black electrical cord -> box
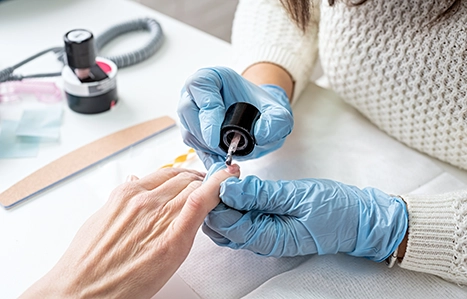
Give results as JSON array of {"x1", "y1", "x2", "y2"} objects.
[
  {"x1": 0, "y1": 47, "x2": 63, "y2": 82},
  {"x1": 0, "y1": 18, "x2": 164, "y2": 83}
]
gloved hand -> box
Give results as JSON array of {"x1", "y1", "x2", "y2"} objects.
[
  {"x1": 178, "y1": 67, "x2": 293, "y2": 169},
  {"x1": 202, "y1": 174, "x2": 408, "y2": 262}
]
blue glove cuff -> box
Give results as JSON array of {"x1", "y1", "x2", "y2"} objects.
[
  {"x1": 259, "y1": 84, "x2": 292, "y2": 112},
  {"x1": 349, "y1": 191, "x2": 409, "y2": 263},
  {"x1": 378, "y1": 196, "x2": 409, "y2": 263}
]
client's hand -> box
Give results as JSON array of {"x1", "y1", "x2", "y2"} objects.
[{"x1": 21, "y1": 166, "x2": 240, "y2": 299}]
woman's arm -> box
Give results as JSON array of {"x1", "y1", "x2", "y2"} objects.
[
  {"x1": 398, "y1": 191, "x2": 467, "y2": 285},
  {"x1": 232, "y1": 0, "x2": 320, "y2": 103},
  {"x1": 243, "y1": 62, "x2": 294, "y2": 100}
]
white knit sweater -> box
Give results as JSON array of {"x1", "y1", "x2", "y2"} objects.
[{"x1": 231, "y1": 0, "x2": 467, "y2": 285}]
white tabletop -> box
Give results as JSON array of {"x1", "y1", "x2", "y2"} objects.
[
  {"x1": 2, "y1": 1, "x2": 467, "y2": 298},
  {"x1": 0, "y1": 0, "x2": 229, "y2": 297}
]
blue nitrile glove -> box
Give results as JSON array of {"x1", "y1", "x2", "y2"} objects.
[
  {"x1": 178, "y1": 67, "x2": 293, "y2": 169},
  {"x1": 202, "y1": 175, "x2": 408, "y2": 262}
]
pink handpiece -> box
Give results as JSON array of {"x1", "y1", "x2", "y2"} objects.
[{"x1": 0, "y1": 80, "x2": 63, "y2": 103}]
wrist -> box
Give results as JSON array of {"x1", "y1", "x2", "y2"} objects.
[
  {"x1": 242, "y1": 62, "x2": 294, "y2": 100},
  {"x1": 20, "y1": 270, "x2": 71, "y2": 299},
  {"x1": 259, "y1": 84, "x2": 292, "y2": 111},
  {"x1": 396, "y1": 195, "x2": 409, "y2": 261},
  {"x1": 386, "y1": 195, "x2": 409, "y2": 267},
  {"x1": 397, "y1": 232, "x2": 408, "y2": 260}
]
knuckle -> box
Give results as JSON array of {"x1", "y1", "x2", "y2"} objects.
[
  {"x1": 158, "y1": 167, "x2": 181, "y2": 178},
  {"x1": 177, "y1": 95, "x2": 193, "y2": 113},
  {"x1": 188, "y1": 180, "x2": 203, "y2": 190},
  {"x1": 185, "y1": 73, "x2": 198, "y2": 86},
  {"x1": 128, "y1": 193, "x2": 153, "y2": 211},
  {"x1": 110, "y1": 182, "x2": 140, "y2": 200},
  {"x1": 185, "y1": 181, "x2": 203, "y2": 196},
  {"x1": 177, "y1": 171, "x2": 200, "y2": 181},
  {"x1": 186, "y1": 68, "x2": 219, "y2": 88},
  {"x1": 186, "y1": 189, "x2": 206, "y2": 212},
  {"x1": 185, "y1": 70, "x2": 206, "y2": 86},
  {"x1": 153, "y1": 239, "x2": 171, "y2": 257}
]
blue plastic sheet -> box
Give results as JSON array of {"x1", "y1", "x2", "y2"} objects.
[
  {"x1": 16, "y1": 105, "x2": 63, "y2": 140},
  {"x1": 0, "y1": 105, "x2": 62, "y2": 158},
  {"x1": 0, "y1": 120, "x2": 40, "y2": 158}
]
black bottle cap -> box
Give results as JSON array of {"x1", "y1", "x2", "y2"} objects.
[
  {"x1": 220, "y1": 102, "x2": 261, "y2": 156},
  {"x1": 64, "y1": 29, "x2": 96, "y2": 69}
]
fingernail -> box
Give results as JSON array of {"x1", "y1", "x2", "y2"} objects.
[
  {"x1": 226, "y1": 164, "x2": 239, "y2": 174},
  {"x1": 126, "y1": 175, "x2": 138, "y2": 182}
]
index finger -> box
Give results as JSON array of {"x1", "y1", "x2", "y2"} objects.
[
  {"x1": 174, "y1": 164, "x2": 241, "y2": 236},
  {"x1": 184, "y1": 69, "x2": 226, "y2": 148},
  {"x1": 137, "y1": 168, "x2": 205, "y2": 191}
]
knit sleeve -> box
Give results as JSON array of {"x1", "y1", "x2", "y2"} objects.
[
  {"x1": 231, "y1": 0, "x2": 320, "y2": 103},
  {"x1": 399, "y1": 191, "x2": 467, "y2": 285}
]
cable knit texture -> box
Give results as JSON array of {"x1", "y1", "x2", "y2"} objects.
[
  {"x1": 232, "y1": 0, "x2": 467, "y2": 285},
  {"x1": 401, "y1": 191, "x2": 467, "y2": 285},
  {"x1": 233, "y1": 0, "x2": 467, "y2": 169},
  {"x1": 319, "y1": 0, "x2": 467, "y2": 171}
]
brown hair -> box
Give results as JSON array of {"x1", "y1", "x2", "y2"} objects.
[{"x1": 280, "y1": 0, "x2": 461, "y2": 31}]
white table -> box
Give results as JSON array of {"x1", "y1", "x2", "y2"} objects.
[
  {"x1": 0, "y1": 0, "x2": 229, "y2": 297},
  {"x1": 2, "y1": 0, "x2": 467, "y2": 298}
]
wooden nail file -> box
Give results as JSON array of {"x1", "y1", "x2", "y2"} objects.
[{"x1": 0, "y1": 116, "x2": 176, "y2": 209}]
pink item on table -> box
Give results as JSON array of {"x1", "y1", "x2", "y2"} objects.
[{"x1": 0, "y1": 80, "x2": 63, "y2": 103}]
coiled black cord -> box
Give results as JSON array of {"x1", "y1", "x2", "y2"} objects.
[{"x1": 94, "y1": 17, "x2": 164, "y2": 68}]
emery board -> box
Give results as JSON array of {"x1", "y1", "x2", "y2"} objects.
[{"x1": 0, "y1": 116, "x2": 176, "y2": 209}]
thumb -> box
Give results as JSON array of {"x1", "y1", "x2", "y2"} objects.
[
  {"x1": 185, "y1": 68, "x2": 226, "y2": 148},
  {"x1": 175, "y1": 164, "x2": 240, "y2": 234}
]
